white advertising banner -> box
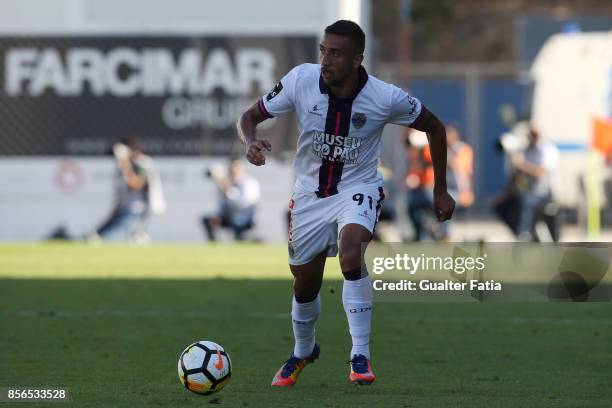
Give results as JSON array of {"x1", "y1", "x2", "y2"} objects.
[{"x1": 0, "y1": 157, "x2": 294, "y2": 242}]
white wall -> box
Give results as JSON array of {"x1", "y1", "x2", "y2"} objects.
[{"x1": 0, "y1": 157, "x2": 294, "y2": 242}]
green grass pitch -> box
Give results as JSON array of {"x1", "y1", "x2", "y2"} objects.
[{"x1": 1, "y1": 243, "x2": 611, "y2": 407}]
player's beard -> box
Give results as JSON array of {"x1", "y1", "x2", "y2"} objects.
[
  {"x1": 322, "y1": 69, "x2": 349, "y2": 87},
  {"x1": 321, "y1": 68, "x2": 334, "y2": 85}
]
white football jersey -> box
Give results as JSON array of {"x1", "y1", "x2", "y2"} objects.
[{"x1": 259, "y1": 63, "x2": 424, "y2": 197}]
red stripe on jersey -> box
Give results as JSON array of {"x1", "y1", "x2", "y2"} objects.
[
  {"x1": 288, "y1": 197, "x2": 295, "y2": 241},
  {"x1": 334, "y1": 111, "x2": 341, "y2": 134},
  {"x1": 322, "y1": 112, "x2": 342, "y2": 196}
]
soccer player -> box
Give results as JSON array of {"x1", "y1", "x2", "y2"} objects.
[{"x1": 237, "y1": 20, "x2": 455, "y2": 386}]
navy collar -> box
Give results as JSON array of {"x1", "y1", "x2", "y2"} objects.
[{"x1": 318, "y1": 65, "x2": 369, "y2": 100}]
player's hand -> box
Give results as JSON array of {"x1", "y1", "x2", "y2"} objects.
[
  {"x1": 246, "y1": 140, "x2": 271, "y2": 166},
  {"x1": 433, "y1": 190, "x2": 455, "y2": 222}
]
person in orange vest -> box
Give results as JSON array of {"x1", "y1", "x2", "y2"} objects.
[
  {"x1": 446, "y1": 125, "x2": 474, "y2": 211},
  {"x1": 405, "y1": 132, "x2": 446, "y2": 241}
]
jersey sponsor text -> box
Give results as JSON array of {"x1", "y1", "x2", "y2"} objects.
[{"x1": 312, "y1": 131, "x2": 361, "y2": 164}]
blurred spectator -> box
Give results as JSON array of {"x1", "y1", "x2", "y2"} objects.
[
  {"x1": 494, "y1": 126, "x2": 559, "y2": 241},
  {"x1": 88, "y1": 136, "x2": 166, "y2": 243},
  {"x1": 405, "y1": 130, "x2": 448, "y2": 241},
  {"x1": 202, "y1": 160, "x2": 260, "y2": 241},
  {"x1": 446, "y1": 125, "x2": 474, "y2": 211}
]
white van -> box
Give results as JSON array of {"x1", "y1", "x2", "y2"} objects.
[
  {"x1": 530, "y1": 31, "x2": 612, "y2": 208},
  {"x1": 501, "y1": 31, "x2": 612, "y2": 210}
]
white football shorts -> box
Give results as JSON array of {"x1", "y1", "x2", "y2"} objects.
[{"x1": 288, "y1": 184, "x2": 385, "y2": 265}]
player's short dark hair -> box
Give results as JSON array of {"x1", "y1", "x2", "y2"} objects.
[{"x1": 324, "y1": 20, "x2": 365, "y2": 54}]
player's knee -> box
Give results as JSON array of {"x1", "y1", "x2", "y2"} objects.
[
  {"x1": 342, "y1": 266, "x2": 366, "y2": 281},
  {"x1": 339, "y1": 243, "x2": 362, "y2": 271},
  {"x1": 340, "y1": 241, "x2": 369, "y2": 280},
  {"x1": 293, "y1": 284, "x2": 319, "y2": 303},
  {"x1": 294, "y1": 293, "x2": 319, "y2": 304},
  {"x1": 292, "y1": 275, "x2": 320, "y2": 302}
]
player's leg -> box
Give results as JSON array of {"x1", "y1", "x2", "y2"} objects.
[
  {"x1": 271, "y1": 251, "x2": 326, "y2": 386},
  {"x1": 290, "y1": 250, "x2": 326, "y2": 358},
  {"x1": 287, "y1": 192, "x2": 335, "y2": 357},
  {"x1": 338, "y1": 223, "x2": 376, "y2": 384},
  {"x1": 272, "y1": 192, "x2": 335, "y2": 387},
  {"x1": 339, "y1": 223, "x2": 372, "y2": 359},
  {"x1": 338, "y1": 186, "x2": 384, "y2": 384}
]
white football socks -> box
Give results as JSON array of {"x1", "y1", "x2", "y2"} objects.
[
  {"x1": 291, "y1": 294, "x2": 320, "y2": 359},
  {"x1": 342, "y1": 275, "x2": 373, "y2": 359}
]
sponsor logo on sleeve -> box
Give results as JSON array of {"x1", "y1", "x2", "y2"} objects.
[
  {"x1": 407, "y1": 96, "x2": 417, "y2": 115},
  {"x1": 266, "y1": 81, "x2": 283, "y2": 101}
]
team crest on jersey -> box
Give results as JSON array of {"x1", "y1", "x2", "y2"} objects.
[
  {"x1": 351, "y1": 112, "x2": 367, "y2": 129},
  {"x1": 266, "y1": 81, "x2": 283, "y2": 101}
]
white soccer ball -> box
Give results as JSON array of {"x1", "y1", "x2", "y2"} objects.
[{"x1": 178, "y1": 341, "x2": 232, "y2": 395}]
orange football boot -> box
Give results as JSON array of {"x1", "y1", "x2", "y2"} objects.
[
  {"x1": 271, "y1": 344, "x2": 320, "y2": 387},
  {"x1": 349, "y1": 354, "x2": 376, "y2": 385}
]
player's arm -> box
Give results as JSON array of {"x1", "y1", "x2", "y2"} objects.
[
  {"x1": 239, "y1": 66, "x2": 299, "y2": 165},
  {"x1": 388, "y1": 87, "x2": 455, "y2": 220},
  {"x1": 411, "y1": 107, "x2": 447, "y2": 193},
  {"x1": 411, "y1": 107, "x2": 455, "y2": 221},
  {"x1": 237, "y1": 102, "x2": 272, "y2": 166}
]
